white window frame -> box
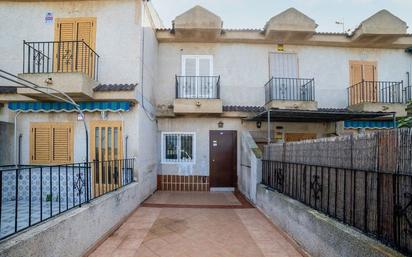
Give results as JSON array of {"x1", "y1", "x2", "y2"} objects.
[
  {"x1": 181, "y1": 55, "x2": 214, "y2": 98},
  {"x1": 161, "y1": 132, "x2": 196, "y2": 164},
  {"x1": 181, "y1": 55, "x2": 213, "y2": 76}
]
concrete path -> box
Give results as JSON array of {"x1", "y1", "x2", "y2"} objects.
[{"x1": 88, "y1": 192, "x2": 308, "y2": 257}]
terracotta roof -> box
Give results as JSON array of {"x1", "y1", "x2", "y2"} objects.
[
  {"x1": 223, "y1": 105, "x2": 265, "y2": 113},
  {"x1": 0, "y1": 86, "x2": 17, "y2": 94},
  {"x1": 93, "y1": 84, "x2": 137, "y2": 92}
]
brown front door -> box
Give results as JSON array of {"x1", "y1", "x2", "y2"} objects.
[{"x1": 209, "y1": 130, "x2": 237, "y2": 188}]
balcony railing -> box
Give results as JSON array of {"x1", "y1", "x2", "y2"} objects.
[
  {"x1": 23, "y1": 40, "x2": 100, "y2": 80},
  {"x1": 0, "y1": 159, "x2": 134, "y2": 240},
  {"x1": 265, "y1": 77, "x2": 315, "y2": 103},
  {"x1": 175, "y1": 76, "x2": 220, "y2": 99},
  {"x1": 347, "y1": 80, "x2": 409, "y2": 106}
]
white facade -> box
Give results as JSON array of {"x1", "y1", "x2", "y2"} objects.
[
  {"x1": 0, "y1": 0, "x2": 159, "y2": 197},
  {"x1": 157, "y1": 43, "x2": 412, "y2": 108}
]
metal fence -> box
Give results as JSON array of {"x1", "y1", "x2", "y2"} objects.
[
  {"x1": 262, "y1": 129, "x2": 412, "y2": 255},
  {"x1": 348, "y1": 80, "x2": 407, "y2": 105},
  {"x1": 175, "y1": 75, "x2": 220, "y2": 99},
  {"x1": 264, "y1": 77, "x2": 315, "y2": 103},
  {"x1": 23, "y1": 40, "x2": 100, "y2": 80},
  {"x1": 0, "y1": 159, "x2": 134, "y2": 240}
]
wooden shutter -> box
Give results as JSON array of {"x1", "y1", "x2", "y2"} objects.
[
  {"x1": 30, "y1": 123, "x2": 73, "y2": 164},
  {"x1": 349, "y1": 61, "x2": 378, "y2": 104},
  {"x1": 76, "y1": 19, "x2": 96, "y2": 75},
  {"x1": 54, "y1": 17, "x2": 96, "y2": 74},
  {"x1": 350, "y1": 62, "x2": 363, "y2": 85},
  {"x1": 269, "y1": 52, "x2": 299, "y2": 78},
  {"x1": 31, "y1": 124, "x2": 52, "y2": 164},
  {"x1": 55, "y1": 19, "x2": 76, "y2": 72},
  {"x1": 52, "y1": 124, "x2": 73, "y2": 163}
]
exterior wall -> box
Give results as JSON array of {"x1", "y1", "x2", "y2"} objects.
[
  {"x1": 0, "y1": 0, "x2": 142, "y2": 85},
  {"x1": 158, "y1": 117, "x2": 337, "y2": 177},
  {"x1": 256, "y1": 185, "x2": 404, "y2": 257},
  {"x1": 0, "y1": 122, "x2": 14, "y2": 165},
  {"x1": 156, "y1": 42, "x2": 412, "y2": 108},
  {"x1": 0, "y1": 0, "x2": 159, "y2": 199},
  {"x1": 0, "y1": 183, "x2": 143, "y2": 257}
]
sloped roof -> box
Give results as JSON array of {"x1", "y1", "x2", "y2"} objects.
[
  {"x1": 0, "y1": 86, "x2": 17, "y2": 94},
  {"x1": 93, "y1": 84, "x2": 137, "y2": 92}
]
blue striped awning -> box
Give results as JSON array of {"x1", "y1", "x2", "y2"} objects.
[
  {"x1": 344, "y1": 120, "x2": 396, "y2": 129},
  {"x1": 8, "y1": 101, "x2": 131, "y2": 113}
]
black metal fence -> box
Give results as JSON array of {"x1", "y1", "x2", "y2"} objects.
[
  {"x1": 348, "y1": 80, "x2": 407, "y2": 105},
  {"x1": 262, "y1": 129, "x2": 412, "y2": 255},
  {"x1": 23, "y1": 40, "x2": 100, "y2": 80},
  {"x1": 175, "y1": 75, "x2": 220, "y2": 99},
  {"x1": 0, "y1": 159, "x2": 134, "y2": 240},
  {"x1": 265, "y1": 77, "x2": 315, "y2": 103}
]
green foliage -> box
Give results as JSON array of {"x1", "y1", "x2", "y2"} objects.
[
  {"x1": 46, "y1": 194, "x2": 52, "y2": 202},
  {"x1": 398, "y1": 116, "x2": 412, "y2": 128},
  {"x1": 398, "y1": 100, "x2": 412, "y2": 128}
]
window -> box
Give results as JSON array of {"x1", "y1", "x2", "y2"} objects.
[
  {"x1": 181, "y1": 55, "x2": 214, "y2": 98},
  {"x1": 182, "y1": 55, "x2": 213, "y2": 77},
  {"x1": 30, "y1": 122, "x2": 73, "y2": 164},
  {"x1": 161, "y1": 132, "x2": 195, "y2": 164},
  {"x1": 54, "y1": 17, "x2": 96, "y2": 74},
  {"x1": 269, "y1": 52, "x2": 299, "y2": 78}
]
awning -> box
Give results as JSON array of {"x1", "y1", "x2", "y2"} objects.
[
  {"x1": 8, "y1": 101, "x2": 131, "y2": 113},
  {"x1": 247, "y1": 108, "x2": 393, "y2": 122},
  {"x1": 344, "y1": 120, "x2": 396, "y2": 129}
]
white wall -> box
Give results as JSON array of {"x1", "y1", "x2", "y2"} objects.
[
  {"x1": 156, "y1": 42, "x2": 412, "y2": 108},
  {"x1": 0, "y1": 0, "x2": 159, "y2": 198},
  {"x1": 157, "y1": 117, "x2": 336, "y2": 177},
  {"x1": 0, "y1": 0, "x2": 141, "y2": 84}
]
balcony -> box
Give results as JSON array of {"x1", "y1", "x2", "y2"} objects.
[
  {"x1": 17, "y1": 41, "x2": 100, "y2": 101},
  {"x1": 264, "y1": 77, "x2": 318, "y2": 110},
  {"x1": 174, "y1": 75, "x2": 223, "y2": 114},
  {"x1": 347, "y1": 80, "x2": 410, "y2": 116}
]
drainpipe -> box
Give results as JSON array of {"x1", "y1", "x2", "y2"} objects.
[
  {"x1": 14, "y1": 111, "x2": 21, "y2": 167},
  {"x1": 125, "y1": 135, "x2": 129, "y2": 159},
  {"x1": 267, "y1": 109, "x2": 271, "y2": 145},
  {"x1": 18, "y1": 134, "x2": 22, "y2": 166}
]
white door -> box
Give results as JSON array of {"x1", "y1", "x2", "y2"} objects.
[
  {"x1": 269, "y1": 52, "x2": 298, "y2": 78},
  {"x1": 268, "y1": 53, "x2": 301, "y2": 99},
  {"x1": 182, "y1": 55, "x2": 213, "y2": 98}
]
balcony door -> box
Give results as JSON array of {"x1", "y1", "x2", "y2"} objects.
[
  {"x1": 90, "y1": 121, "x2": 123, "y2": 197},
  {"x1": 182, "y1": 55, "x2": 213, "y2": 98},
  {"x1": 269, "y1": 53, "x2": 307, "y2": 99},
  {"x1": 349, "y1": 61, "x2": 377, "y2": 105},
  {"x1": 54, "y1": 17, "x2": 96, "y2": 75}
]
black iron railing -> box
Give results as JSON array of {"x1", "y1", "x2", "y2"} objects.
[
  {"x1": 262, "y1": 160, "x2": 412, "y2": 255},
  {"x1": 175, "y1": 75, "x2": 220, "y2": 99},
  {"x1": 23, "y1": 40, "x2": 100, "y2": 80},
  {"x1": 348, "y1": 80, "x2": 408, "y2": 105},
  {"x1": 0, "y1": 159, "x2": 134, "y2": 240},
  {"x1": 265, "y1": 77, "x2": 315, "y2": 103}
]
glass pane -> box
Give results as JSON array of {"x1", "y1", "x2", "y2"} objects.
[
  {"x1": 101, "y1": 127, "x2": 106, "y2": 184},
  {"x1": 108, "y1": 127, "x2": 112, "y2": 160},
  {"x1": 107, "y1": 127, "x2": 112, "y2": 184},
  {"x1": 165, "y1": 134, "x2": 178, "y2": 161},
  {"x1": 94, "y1": 128, "x2": 99, "y2": 161},
  {"x1": 94, "y1": 127, "x2": 99, "y2": 182},
  {"x1": 180, "y1": 135, "x2": 193, "y2": 161},
  {"x1": 114, "y1": 128, "x2": 118, "y2": 160}
]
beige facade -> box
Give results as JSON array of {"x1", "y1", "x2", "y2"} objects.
[{"x1": 1, "y1": 2, "x2": 412, "y2": 189}]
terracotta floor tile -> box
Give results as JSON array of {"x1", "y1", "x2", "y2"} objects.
[{"x1": 87, "y1": 192, "x2": 307, "y2": 257}]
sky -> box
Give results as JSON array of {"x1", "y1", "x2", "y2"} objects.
[{"x1": 151, "y1": 0, "x2": 412, "y2": 33}]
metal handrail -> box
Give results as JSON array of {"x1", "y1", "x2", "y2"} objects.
[
  {"x1": 175, "y1": 75, "x2": 221, "y2": 99},
  {"x1": 23, "y1": 40, "x2": 100, "y2": 80},
  {"x1": 265, "y1": 77, "x2": 315, "y2": 103}
]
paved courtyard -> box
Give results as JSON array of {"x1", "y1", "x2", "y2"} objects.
[{"x1": 88, "y1": 191, "x2": 308, "y2": 257}]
